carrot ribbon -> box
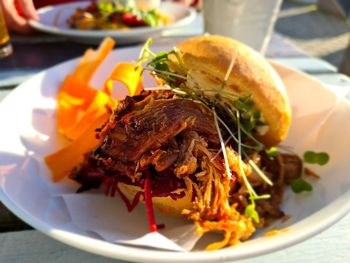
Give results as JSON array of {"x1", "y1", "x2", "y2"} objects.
[{"x1": 45, "y1": 38, "x2": 145, "y2": 182}]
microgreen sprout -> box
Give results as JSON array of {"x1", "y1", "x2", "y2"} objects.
[
  {"x1": 266, "y1": 147, "x2": 278, "y2": 159},
  {"x1": 290, "y1": 151, "x2": 329, "y2": 193},
  {"x1": 216, "y1": 115, "x2": 261, "y2": 150},
  {"x1": 137, "y1": 38, "x2": 156, "y2": 68},
  {"x1": 290, "y1": 178, "x2": 313, "y2": 193},
  {"x1": 245, "y1": 203, "x2": 259, "y2": 223},
  {"x1": 303, "y1": 151, "x2": 330, "y2": 166},
  {"x1": 247, "y1": 158, "x2": 273, "y2": 186},
  {"x1": 213, "y1": 108, "x2": 232, "y2": 180},
  {"x1": 210, "y1": 137, "x2": 232, "y2": 162},
  {"x1": 143, "y1": 67, "x2": 188, "y2": 81},
  {"x1": 236, "y1": 110, "x2": 272, "y2": 223}
]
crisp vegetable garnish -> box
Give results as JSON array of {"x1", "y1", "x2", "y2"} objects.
[
  {"x1": 303, "y1": 151, "x2": 330, "y2": 166},
  {"x1": 45, "y1": 113, "x2": 109, "y2": 182},
  {"x1": 46, "y1": 38, "x2": 116, "y2": 181},
  {"x1": 104, "y1": 62, "x2": 144, "y2": 97},
  {"x1": 57, "y1": 37, "x2": 115, "y2": 139},
  {"x1": 266, "y1": 147, "x2": 278, "y2": 158},
  {"x1": 291, "y1": 178, "x2": 313, "y2": 193},
  {"x1": 45, "y1": 37, "x2": 144, "y2": 182},
  {"x1": 290, "y1": 151, "x2": 330, "y2": 193}
]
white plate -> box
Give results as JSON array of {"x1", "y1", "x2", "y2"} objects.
[
  {"x1": 0, "y1": 45, "x2": 350, "y2": 262},
  {"x1": 29, "y1": 1, "x2": 197, "y2": 44}
]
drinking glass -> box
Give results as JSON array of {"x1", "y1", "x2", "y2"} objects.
[
  {"x1": 0, "y1": 5, "x2": 13, "y2": 58},
  {"x1": 202, "y1": 0, "x2": 282, "y2": 54}
]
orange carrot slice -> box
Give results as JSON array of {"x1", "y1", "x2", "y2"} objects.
[
  {"x1": 104, "y1": 62, "x2": 144, "y2": 97},
  {"x1": 64, "y1": 90, "x2": 111, "y2": 140},
  {"x1": 73, "y1": 37, "x2": 115, "y2": 83},
  {"x1": 57, "y1": 37, "x2": 115, "y2": 135},
  {"x1": 45, "y1": 111, "x2": 110, "y2": 182},
  {"x1": 46, "y1": 39, "x2": 151, "y2": 182},
  {"x1": 57, "y1": 75, "x2": 98, "y2": 132}
]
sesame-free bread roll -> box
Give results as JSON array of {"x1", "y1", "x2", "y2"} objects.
[{"x1": 176, "y1": 35, "x2": 291, "y2": 146}]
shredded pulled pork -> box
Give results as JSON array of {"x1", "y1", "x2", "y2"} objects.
[
  {"x1": 182, "y1": 156, "x2": 255, "y2": 250},
  {"x1": 71, "y1": 90, "x2": 302, "y2": 250}
]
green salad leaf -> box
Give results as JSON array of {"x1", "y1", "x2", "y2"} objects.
[
  {"x1": 291, "y1": 178, "x2": 313, "y2": 193},
  {"x1": 303, "y1": 151, "x2": 329, "y2": 165},
  {"x1": 142, "y1": 9, "x2": 160, "y2": 26}
]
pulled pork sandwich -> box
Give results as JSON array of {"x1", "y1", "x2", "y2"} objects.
[{"x1": 70, "y1": 35, "x2": 303, "y2": 250}]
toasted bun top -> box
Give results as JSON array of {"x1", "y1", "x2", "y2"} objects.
[{"x1": 176, "y1": 35, "x2": 291, "y2": 146}]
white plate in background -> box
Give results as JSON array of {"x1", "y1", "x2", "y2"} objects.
[{"x1": 29, "y1": 2, "x2": 197, "y2": 44}]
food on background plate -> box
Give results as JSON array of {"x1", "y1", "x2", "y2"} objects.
[
  {"x1": 68, "y1": 0, "x2": 170, "y2": 30},
  {"x1": 45, "y1": 35, "x2": 329, "y2": 250}
]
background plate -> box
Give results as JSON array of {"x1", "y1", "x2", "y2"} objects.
[{"x1": 29, "y1": 2, "x2": 197, "y2": 44}]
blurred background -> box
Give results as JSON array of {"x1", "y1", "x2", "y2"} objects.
[{"x1": 275, "y1": 0, "x2": 350, "y2": 75}]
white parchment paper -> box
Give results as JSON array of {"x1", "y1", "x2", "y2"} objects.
[{"x1": 61, "y1": 194, "x2": 200, "y2": 251}]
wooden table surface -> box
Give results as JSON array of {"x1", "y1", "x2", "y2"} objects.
[{"x1": 0, "y1": 14, "x2": 350, "y2": 263}]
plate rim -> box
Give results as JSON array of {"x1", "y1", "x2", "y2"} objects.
[{"x1": 0, "y1": 45, "x2": 350, "y2": 262}]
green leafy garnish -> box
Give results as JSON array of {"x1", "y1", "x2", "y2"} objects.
[
  {"x1": 97, "y1": 1, "x2": 118, "y2": 17},
  {"x1": 232, "y1": 96, "x2": 264, "y2": 134},
  {"x1": 138, "y1": 44, "x2": 187, "y2": 85},
  {"x1": 142, "y1": 9, "x2": 160, "y2": 27},
  {"x1": 266, "y1": 147, "x2": 278, "y2": 159},
  {"x1": 291, "y1": 151, "x2": 329, "y2": 194},
  {"x1": 245, "y1": 203, "x2": 260, "y2": 223},
  {"x1": 234, "y1": 96, "x2": 255, "y2": 112},
  {"x1": 290, "y1": 178, "x2": 313, "y2": 193},
  {"x1": 236, "y1": 110, "x2": 272, "y2": 221},
  {"x1": 137, "y1": 38, "x2": 154, "y2": 63},
  {"x1": 147, "y1": 51, "x2": 173, "y2": 73},
  {"x1": 303, "y1": 151, "x2": 329, "y2": 165}
]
